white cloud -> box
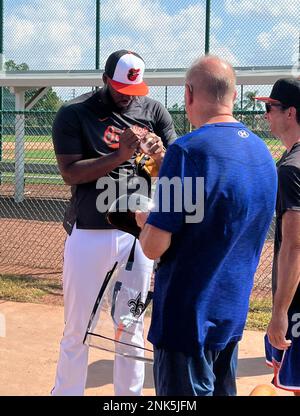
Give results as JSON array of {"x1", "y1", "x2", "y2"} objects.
[
  {"x1": 225, "y1": 0, "x2": 300, "y2": 17},
  {"x1": 6, "y1": 16, "x2": 35, "y2": 49},
  {"x1": 102, "y1": 0, "x2": 222, "y2": 34},
  {"x1": 5, "y1": 0, "x2": 94, "y2": 69},
  {"x1": 48, "y1": 23, "x2": 73, "y2": 42},
  {"x1": 101, "y1": 0, "x2": 237, "y2": 69},
  {"x1": 258, "y1": 22, "x2": 299, "y2": 49},
  {"x1": 4, "y1": 0, "x2": 239, "y2": 72},
  {"x1": 102, "y1": 0, "x2": 169, "y2": 32},
  {"x1": 210, "y1": 36, "x2": 240, "y2": 66}
]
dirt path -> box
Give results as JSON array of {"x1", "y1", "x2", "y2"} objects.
[
  {"x1": 0, "y1": 301, "x2": 292, "y2": 396},
  {"x1": 2, "y1": 142, "x2": 54, "y2": 151}
]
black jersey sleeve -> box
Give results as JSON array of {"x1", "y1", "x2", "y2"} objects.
[
  {"x1": 278, "y1": 165, "x2": 300, "y2": 214},
  {"x1": 52, "y1": 105, "x2": 84, "y2": 155},
  {"x1": 153, "y1": 102, "x2": 177, "y2": 147}
]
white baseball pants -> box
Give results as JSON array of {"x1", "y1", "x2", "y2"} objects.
[{"x1": 51, "y1": 225, "x2": 153, "y2": 396}]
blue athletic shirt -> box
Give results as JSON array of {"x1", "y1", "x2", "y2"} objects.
[{"x1": 147, "y1": 122, "x2": 277, "y2": 356}]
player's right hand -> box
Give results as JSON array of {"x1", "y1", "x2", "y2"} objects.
[
  {"x1": 116, "y1": 127, "x2": 141, "y2": 161},
  {"x1": 135, "y1": 210, "x2": 150, "y2": 230},
  {"x1": 267, "y1": 313, "x2": 292, "y2": 350}
]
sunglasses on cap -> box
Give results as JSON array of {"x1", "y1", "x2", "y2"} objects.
[{"x1": 265, "y1": 103, "x2": 289, "y2": 113}]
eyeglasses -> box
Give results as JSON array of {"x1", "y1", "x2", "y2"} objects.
[{"x1": 265, "y1": 103, "x2": 288, "y2": 113}]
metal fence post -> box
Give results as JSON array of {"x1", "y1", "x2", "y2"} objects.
[
  {"x1": 164, "y1": 86, "x2": 168, "y2": 108},
  {"x1": 14, "y1": 88, "x2": 26, "y2": 203},
  {"x1": 205, "y1": 0, "x2": 211, "y2": 55},
  {"x1": 0, "y1": 0, "x2": 3, "y2": 185},
  {"x1": 96, "y1": 0, "x2": 100, "y2": 70},
  {"x1": 95, "y1": 0, "x2": 100, "y2": 92}
]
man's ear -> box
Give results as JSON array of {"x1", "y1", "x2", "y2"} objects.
[
  {"x1": 233, "y1": 89, "x2": 238, "y2": 102},
  {"x1": 185, "y1": 83, "x2": 193, "y2": 106},
  {"x1": 102, "y1": 73, "x2": 108, "y2": 84},
  {"x1": 288, "y1": 106, "x2": 297, "y2": 120}
]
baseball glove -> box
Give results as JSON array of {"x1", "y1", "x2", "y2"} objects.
[
  {"x1": 106, "y1": 194, "x2": 153, "y2": 238},
  {"x1": 134, "y1": 153, "x2": 159, "y2": 179}
]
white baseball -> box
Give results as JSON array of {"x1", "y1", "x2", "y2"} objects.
[{"x1": 140, "y1": 140, "x2": 151, "y2": 154}]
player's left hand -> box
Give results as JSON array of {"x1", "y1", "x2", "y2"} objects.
[{"x1": 140, "y1": 133, "x2": 165, "y2": 162}]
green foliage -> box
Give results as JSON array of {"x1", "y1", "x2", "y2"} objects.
[
  {"x1": 3, "y1": 59, "x2": 62, "y2": 112},
  {"x1": 242, "y1": 90, "x2": 264, "y2": 112},
  {"x1": 4, "y1": 60, "x2": 29, "y2": 71},
  {"x1": 26, "y1": 88, "x2": 62, "y2": 112},
  {"x1": 246, "y1": 298, "x2": 272, "y2": 331},
  {"x1": 168, "y1": 102, "x2": 190, "y2": 137}
]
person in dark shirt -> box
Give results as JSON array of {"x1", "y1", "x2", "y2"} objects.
[
  {"x1": 136, "y1": 55, "x2": 277, "y2": 396},
  {"x1": 51, "y1": 50, "x2": 176, "y2": 396},
  {"x1": 256, "y1": 78, "x2": 300, "y2": 395}
]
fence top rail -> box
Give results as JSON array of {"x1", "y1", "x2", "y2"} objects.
[{"x1": 0, "y1": 66, "x2": 297, "y2": 88}]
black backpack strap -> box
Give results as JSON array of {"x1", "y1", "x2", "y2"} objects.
[{"x1": 125, "y1": 238, "x2": 137, "y2": 271}]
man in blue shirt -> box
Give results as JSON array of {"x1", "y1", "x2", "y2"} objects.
[{"x1": 136, "y1": 55, "x2": 277, "y2": 396}]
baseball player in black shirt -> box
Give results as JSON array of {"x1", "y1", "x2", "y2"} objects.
[{"x1": 51, "y1": 50, "x2": 176, "y2": 396}]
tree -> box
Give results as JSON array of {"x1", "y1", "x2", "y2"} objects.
[
  {"x1": 4, "y1": 60, "x2": 29, "y2": 71},
  {"x1": 168, "y1": 102, "x2": 189, "y2": 136},
  {"x1": 241, "y1": 90, "x2": 264, "y2": 130},
  {"x1": 242, "y1": 90, "x2": 264, "y2": 112},
  {"x1": 4, "y1": 59, "x2": 62, "y2": 112}
]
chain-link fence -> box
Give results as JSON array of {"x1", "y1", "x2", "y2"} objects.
[
  {"x1": 2, "y1": 1, "x2": 300, "y2": 71},
  {"x1": 1, "y1": 0, "x2": 299, "y2": 309},
  {"x1": 0, "y1": 106, "x2": 68, "y2": 276},
  {"x1": 0, "y1": 87, "x2": 284, "y2": 299}
]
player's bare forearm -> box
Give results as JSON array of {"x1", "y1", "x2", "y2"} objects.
[
  {"x1": 56, "y1": 128, "x2": 142, "y2": 185},
  {"x1": 273, "y1": 243, "x2": 300, "y2": 314},
  {"x1": 139, "y1": 224, "x2": 171, "y2": 260},
  {"x1": 267, "y1": 211, "x2": 300, "y2": 350},
  {"x1": 56, "y1": 152, "x2": 125, "y2": 185},
  {"x1": 273, "y1": 210, "x2": 300, "y2": 314}
]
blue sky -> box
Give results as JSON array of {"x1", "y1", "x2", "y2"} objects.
[{"x1": 3, "y1": 0, "x2": 300, "y2": 71}]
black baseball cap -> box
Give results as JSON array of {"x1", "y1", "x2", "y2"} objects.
[
  {"x1": 255, "y1": 78, "x2": 300, "y2": 108},
  {"x1": 104, "y1": 50, "x2": 149, "y2": 96}
]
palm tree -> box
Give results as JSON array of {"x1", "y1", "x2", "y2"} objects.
[
  {"x1": 243, "y1": 90, "x2": 264, "y2": 112},
  {"x1": 242, "y1": 90, "x2": 264, "y2": 129}
]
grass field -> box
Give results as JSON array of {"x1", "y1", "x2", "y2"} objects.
[
  {"x1": 246, "y1": 299, "x2": 272, "y2": 331},
  {"x1": 1, "y1": 135, "x2": 283, "y2": 144},
  {"x1": 0, "y1": 274, "x2": 62, "y2": 304},
  {"x1": 2, "y1": 135, "x2": 52, "y2": 143},
  {"x1": 0, "y1": 134, "x2": 285, "y2": 184},
  {"x1": 1, "y1": 135, "x2": 284, "y2": 158},
  {"x1": 8, "y1": 150, "x2": 56, "y2": 162},
  {"x1": 0, "y1": 173, "x2": 64, "y2": 185},
  {"x1": 0, "y1": 273, "x2": 272, "y2": 330}
]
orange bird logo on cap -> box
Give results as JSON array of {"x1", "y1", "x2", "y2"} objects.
[{"x1": 127, "y1": 68, "x2": 140, "y2": 81}]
